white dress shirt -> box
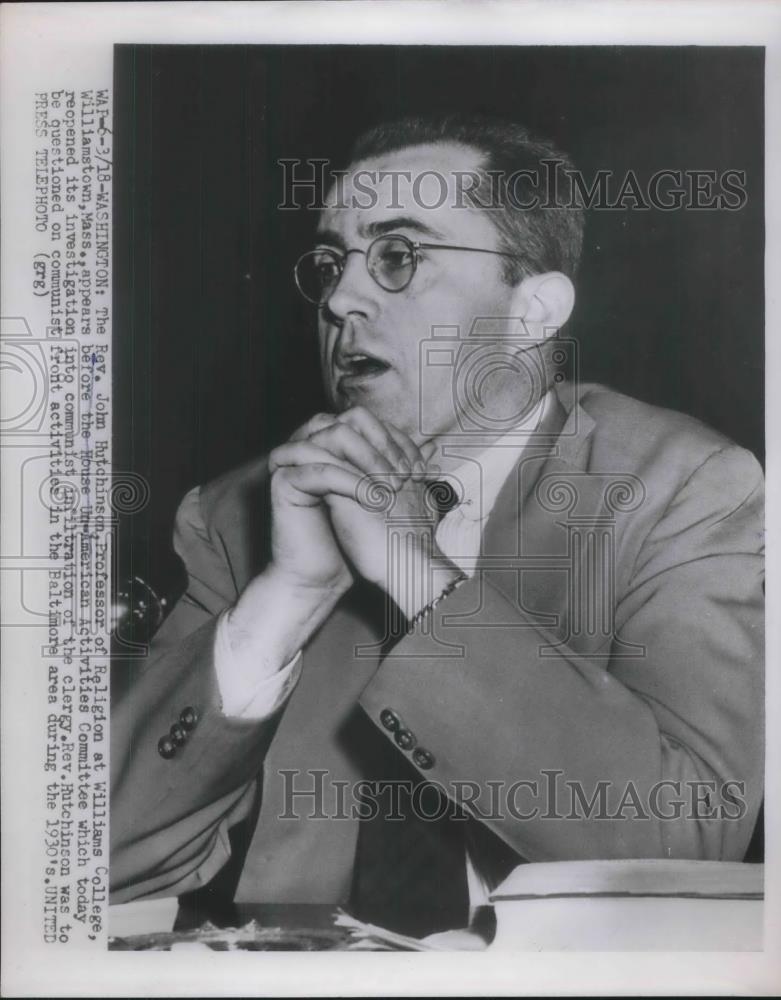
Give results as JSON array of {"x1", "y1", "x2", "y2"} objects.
[{"x1": 214, "y1": 391, "x2": 550, "y2": 906}]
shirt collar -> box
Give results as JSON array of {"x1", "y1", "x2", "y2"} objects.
[{"x1": 438, "y1": 390, "x2": 551, "y2": 523}]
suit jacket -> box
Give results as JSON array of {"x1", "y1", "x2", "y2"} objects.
[{"x1": 110, "y1": 381, "x2": 765, "y2": 905}]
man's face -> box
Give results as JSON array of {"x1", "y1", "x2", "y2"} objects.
[{"x1": 315, "y1": 143, "x2": 520, "y2": 443}]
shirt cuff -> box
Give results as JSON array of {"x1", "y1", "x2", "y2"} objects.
[{"x1": 213, "y1": 609, "x2": 303, "y2": 720}]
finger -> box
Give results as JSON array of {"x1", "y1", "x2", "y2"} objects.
[
  {"x1": 382, "y1": 420, "x2": 428, "y2": 471},
  {"x1": 272, "y1": 444, "x2": 400, "y2": 508},
  {"x1": 400, "y1": 437, "x2": 438, "y2": 484},
  {"x1": 376, "y1": 421, "x2": 434, "y2": 482},
  {"x1": 419, "y1": 439, "x2": 439, "y2": 469},
  {"x1": 309, "y1": 422, "x2": 402, "y2": 483},
  {"x1": 270, "y1": 440, "x2": 364, "y2": 477},
  {"x1": 289, "y1": 412, "x2": 338, "y2": 443},
  {"x1": 336, "y1": 406, "x2": 418, "y2": 471},
  {"x1": 282, "y1": 463, "x2": 364, "y2": 504},
  {"x1": 275, "y1": 429, "x2": 405, "y2": 493}
]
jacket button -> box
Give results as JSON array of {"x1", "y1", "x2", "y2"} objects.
[
  {"x1": 170, "y1": 722, "x2": 187, "y2": 746},
  {"x1": 380, "y1": 708, "x2": 400, "y2": 732},
  {"x1": 179, "y1": 706, "x2": 199, "y2": 730},
  {"x1": 395, "y1": 728, "x2": 417, "y2": 750},
  {"x1": 412, "y1": 747, "x2": 435, "y2": 770},
  {"x1": 158, "y1": 735, "x2": 176, "y2": 759}
]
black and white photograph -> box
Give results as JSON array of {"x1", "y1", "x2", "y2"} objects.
[
  {"x1": 110, "y1": 41, "x2": 765, "y2": 941},
  {"x1": 1, "y1": 3, "x2": 780, "y2": 996}
]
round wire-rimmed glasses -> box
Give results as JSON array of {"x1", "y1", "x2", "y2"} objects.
[{"x1": 293, "y1": 233, "x2": 523, "y2": 306}]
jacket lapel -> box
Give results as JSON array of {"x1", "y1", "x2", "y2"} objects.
[
  {"x1": 236, "y1": 382, "x2": 612, "y2": 903},
  {"x1": 481, "y1": 382, "x2": 642, "y2": 659}
]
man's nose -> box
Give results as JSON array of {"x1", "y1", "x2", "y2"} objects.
[{"x1": 325, "y1": 250, "x2": 378, "y2": 320}]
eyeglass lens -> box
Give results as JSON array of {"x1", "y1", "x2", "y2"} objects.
[{"x1": 295, "y1": 235, "x2": 416, "y2": 304}]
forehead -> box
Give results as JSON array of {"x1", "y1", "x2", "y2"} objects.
[{"x1": 318, "y1": 141, "x2": 497, "y2": 245}]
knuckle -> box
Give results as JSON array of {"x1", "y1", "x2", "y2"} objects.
[
  {"x1": 342, "y1": 405, "x2": 366, "y2": 424},
  {"x1": 314, "y1": 422, "x2": 338, "y2": 438},
  {"x1": 270, "y1": 465, "x2": 289, "y2": 488},
  {"x1": 302, "y1": 413, "x2": 331, "y2": 436},
  {"x1": 326, "y1": 422, "x2": 355, "y2": 444}
]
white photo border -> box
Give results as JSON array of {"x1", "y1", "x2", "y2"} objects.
[{"x1": 1, "y1": 2, "x2": 779, "y2": 996}]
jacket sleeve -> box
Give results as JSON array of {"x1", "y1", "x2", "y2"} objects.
[
  {"x1": 110, "y1": 487, "x2": 278, "y2": 902},
  {"x1": 358, "y1": 444, "x2": 764, "y2": 866}
]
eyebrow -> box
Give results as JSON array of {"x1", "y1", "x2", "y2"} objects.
[
  {"x1": 314, "y1": 228, "x2": 347, "y2": 250},
  {"x1": 314, "y1": 216, "x2": 448, "y2": 249},
  {"x1": 360, "y1": 216, "x2": 448, "y2": 241}
]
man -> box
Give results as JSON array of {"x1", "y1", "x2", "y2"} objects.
[{"x1": 110, "y1": 115, "x2": 764, "y2": 938}]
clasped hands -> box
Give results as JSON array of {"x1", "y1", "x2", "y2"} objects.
[
  {"x1": 266, "y1": 405, "x2": 461, "y2": 618},
  {"x1": 224, "y1": 406, "x2": 463, "y2": 680}
]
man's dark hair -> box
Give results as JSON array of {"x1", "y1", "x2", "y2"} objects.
[{"x1": 349, "y1": 113, "x2": 584, "y2": 285}]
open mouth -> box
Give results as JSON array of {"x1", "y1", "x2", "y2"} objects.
[{"x1": 336, "y1": 352, "x2": 391, "y2": 386}]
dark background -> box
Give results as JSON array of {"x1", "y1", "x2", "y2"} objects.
[
  {"x1": 112, "y1": 44, "x2": 765, "y2": 862},
  {"x1": 113, "y1": 43, "x2": 764, "y2": 611}
]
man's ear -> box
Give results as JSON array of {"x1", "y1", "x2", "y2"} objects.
[{"x1": 510, "y1": 271, "x2": 575, "y2": 339}]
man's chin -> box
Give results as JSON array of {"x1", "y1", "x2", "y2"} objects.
[{"x1": 332, "y1": 385, "x2": 420, "y2": 438}]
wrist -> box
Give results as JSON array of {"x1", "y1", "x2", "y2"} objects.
[
  {"x1": 384, "y1": 540, "x2": 464, "y2": 619},
  {"x1": 229, "y1": 565, "x2": 350, "y2": 667},
  {"x1": 405, "y1": 567, "x2": 468, "y2": 633},
  {"x1": 263, "y1": 563, "x2": 353, "y2": 609}
]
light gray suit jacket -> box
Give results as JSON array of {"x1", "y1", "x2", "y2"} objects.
[{"x1": 110, "y1": 382, "x2": 765, "y2": 904}]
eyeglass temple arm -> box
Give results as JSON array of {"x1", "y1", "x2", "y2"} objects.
[{"x1": 414, "y1": 242, "x2": 523, "y2": 261}]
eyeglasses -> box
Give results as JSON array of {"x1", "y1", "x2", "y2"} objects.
[{"x1": 293, "y1": 233, "x2": 523, "y2": 306}]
